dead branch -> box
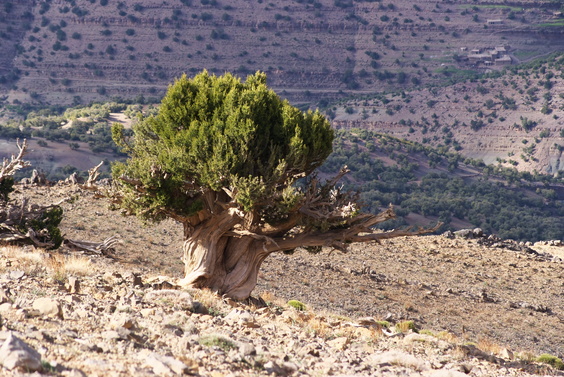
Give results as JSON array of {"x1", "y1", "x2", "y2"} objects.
[
  {"x1": 265, "y1": 205, "x2": 441, "y2": 254},
  {"x1": 64, "y1": 235, "x2": 121, "y2": 256},
  {"x1": 0, "y1": 139, "x2": 30, "y2": 181},
  {"x1": 81, "y1": 161, "x2": 104, "y2": 189}
]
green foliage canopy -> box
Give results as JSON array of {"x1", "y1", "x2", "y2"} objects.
[{"x1": 112, "y1": 70, "x2": 334, "y2": 222}]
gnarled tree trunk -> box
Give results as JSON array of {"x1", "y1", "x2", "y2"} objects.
[
  {"x1": 179, "y1": 208, "x2": 272, "y2": 300},
  {"x1": 179, "y1": 206, "x2": 440, "y2": 300}
]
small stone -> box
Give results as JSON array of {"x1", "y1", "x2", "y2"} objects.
[
  {"x1": 264, "y1": 361, "x2": 285, "y2": 376},
  {"x1": 143, "y1": 351, "x2": 191, "y2": 375},
  {"x1": 0, "y1": 332, "x2": 42, "y2": 371},
  {"x1": 403, "y1": 333, "x2": 439, "y2": 345},
  {"x1": 371, "y1": 350, "x2": 428, "y2": 371},
  {"x1": 224, "y1": 308, "x2": 259, "y2": 328},
  {"x1": 110, "y1": 315, "x2": 135, "y2": 330},
  {"x1": 0, "y1": 289, "x2": 11, "y2": 304},
  {"x1": 0, "y1": 303, "x2": 13, "y2": 313},
  {"x1": 62, "y1": 369, "x2": 87, "y2": 377},
  {"x1": 32, "y1": 298, "x2": 63, "y2": 319},
  {"x1": 357, "y1": 317, "x2": 378, "y2": 326},
  {"x1": 327, "y1": 336, "x2": 349, "y2": 350},
  {"x1": 499, "y1": 348, "x2": 514, "y2": 360},
  {"x1": 144, "y1": 290, "x2": 193, "y2": 310},
  {"x1": 9, "y1": 271, "x2": 25, "y2": 280},
  {"x1": 453, "y1": 229, "x2": 473, "y2": 239},
  {"x1": 101, "y1": 330, "x2": 122, "y2": 340},
  {"x1": 355, "y1": 327, "x2": 374, "y2": 339},
  {"x1": 65, "y1": 277, "x2": 80, "y2": 294},
  {"x1": 130, "y1": 273, "x2": 143, "y2": 288},
  {"x1": 238, "y1": 342, "x2": 256, "y2": 356},
  {"x1": 140, "y1": 308, "x2": 155, "y2": 317},
  {"x1": 422, "y1": 370, "x2": 469, "y2": 377}
]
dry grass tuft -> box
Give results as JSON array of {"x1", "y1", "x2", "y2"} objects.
[
  {"x1": 0, "y1": 246, "x2": 46, "y2": 275},
  {"x1": 304, "y1": 316, "x2": 332, "y2": 338},
  {"x1": 435, "y1": 330, "x2": 460, "y2": 343},
  {"x1": 517, "y1": 351, "x2": 537, "y2": 363},
  {"x1": 61, "y1": 255, "x2": 94, "y2": 276},
  {"x1": 1, "y1": 246, "x2": 45, "y2": 263},
  {"x1": 477, "y1": 337, "x2": 503, "y2": 355},
  {"x1": 260, "y1": 290, "x2": 288, "y2": 308},
  {"x1": 395, "y1": 320, "x2": 417, "y2": 333},
  {"x1": 189, "y1": 288, "x2": 227, "y2": 316},
  {"x1": 45, "y1": 253, "x2": 95, "y2": 282}
]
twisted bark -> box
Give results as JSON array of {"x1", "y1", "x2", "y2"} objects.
[{"x1": 179, "y1": 204, "x2": 440, "y2": 300}]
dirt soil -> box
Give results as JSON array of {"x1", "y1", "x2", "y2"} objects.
[{"x1": 19, "y1": 183, "x2": 563, "y2": 360}]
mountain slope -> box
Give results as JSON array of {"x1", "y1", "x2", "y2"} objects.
[
  {"x1": 332, "y1": 54, "x2": 564, "y2": 173},
  {"x1": 1, "y1": 0, "x2": 564, "y2": 107}
]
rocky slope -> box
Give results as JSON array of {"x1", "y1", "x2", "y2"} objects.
[{"x1": 0, "y1": 184, "x2": 562, "y2": 376}]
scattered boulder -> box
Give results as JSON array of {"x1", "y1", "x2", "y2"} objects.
[
  {"x1": 224, "y1": 308, "x2": 259, "y2": 328},
  {"x1": 326, "y1": 336, "x2": 348, "y2": 350},
  {"x1": 141, "y1": 350, "x2": 194, "y2": 376},
  {"x1": 371, "y1": 350, "x2": 428, "y2": 371},
  {"x1": 32, "y1": 298, "x2": 63, "y2": 319},
  {"x1": 65, "y1": 277, "x2": 80, "y2": 294},
  {"x1": 0, "y1": 332, "x2": 42, "y2": 372},
  {"x1": 453, "y1": 229, "x2": 474, "y2": 239}
]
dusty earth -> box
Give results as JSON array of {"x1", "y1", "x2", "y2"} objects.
[{"x1": 0, "y1": 184, "x2": 561, "y2": 376}]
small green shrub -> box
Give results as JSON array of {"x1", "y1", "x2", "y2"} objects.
[
  {"x1": 287, "y1": 300, "x2": 306, "y2": 311},
  {"x1": 198, "y1": 335, "x2": 236, "y2": 351},
  {"x1": 395, "y1": 320, "x2": 418, "y2": 333},
  {"x1": 376, "y1": 320, "x2": 391, "y2": 328},
  {"x1": 537, "y1": 354, "x2": 564, "y2": 370}
]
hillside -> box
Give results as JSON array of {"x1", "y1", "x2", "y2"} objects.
[
  {"x1": 1, "y1": 0, "x2": 564, "y2": 108},
  {"x1": 319, "y1": 130, "x2": 564, "y2": 241},
  {"x1": 332, "y1": 53, "x2": 564, "y2": 173},
  {"x1": 0, "y1": 184, "x2": 562, "y2": 376}
]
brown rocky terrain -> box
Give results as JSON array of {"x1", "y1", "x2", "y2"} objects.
[{"x1": 0, "y1": 183, "x2": 562, "y2": 376}]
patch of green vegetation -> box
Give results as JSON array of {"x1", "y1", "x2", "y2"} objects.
[
  {"x1": 287, "y1": 300, "x2": 307, "y2": 311},
  {"x1": 537, "y1": 20, "x2": 564, "y2": 27},
  {"x1": 198, "y1": 335, "x2": 237, "y2": 351},
  {"x1": 435, "y1": 66, "x2": 479, "y2": 82},
  {"x1": 319, "y1": 129, "x2": 564, "y2": 242},
  {"x1": 537, "y1": 354, "x2": 564, "y2": 370},
  {"x1": 376, "y1": 321, "x2": 390, "y2": 328}
]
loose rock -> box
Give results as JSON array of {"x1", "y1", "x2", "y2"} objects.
[{"x1": 0, "y1": 332, "x2": 42, "y2": 371}]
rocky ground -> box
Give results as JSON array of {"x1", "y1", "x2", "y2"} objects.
[{"x1": 0, "y1": 185, "x2": 563, "y2": 376}]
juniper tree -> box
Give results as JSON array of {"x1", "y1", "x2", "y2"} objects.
[{"x1": 112, "y1": 70, "x2": 430, "y2": 299}]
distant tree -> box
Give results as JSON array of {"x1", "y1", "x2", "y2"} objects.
[{"x1": 111, "y1": 71, "x2": 431, "y2": 299}]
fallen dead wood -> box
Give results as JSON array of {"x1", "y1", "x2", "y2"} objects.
[{"x1": 63, "y1": 235, "x2": 121, "y2": 256}]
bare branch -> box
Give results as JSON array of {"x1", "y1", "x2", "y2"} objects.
[
  {"x1": 0, "y1": 139, "x2": 31, "y2": 181},
  {"x1": 266, "y1": 205, "x2": 441, "y2": 253},
  {"x1": 64, "y1": 235, "x2": 121, "y2": 256},
  {"x1": 82, "y1": 161, "x2": 104, "y2": 189}
]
